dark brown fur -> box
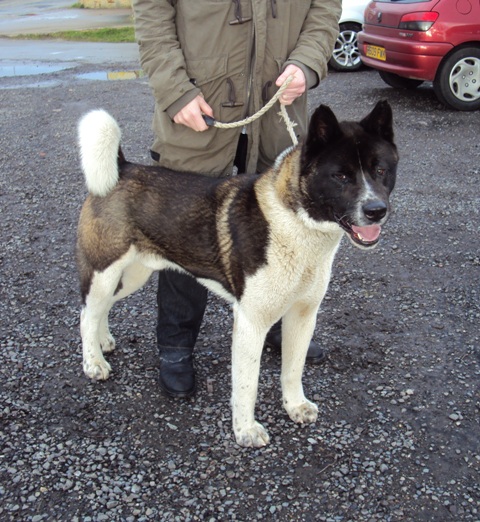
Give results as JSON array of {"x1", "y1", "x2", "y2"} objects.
[{"x1": 77, "y1": 164, "x2": 270, "y2": 303}]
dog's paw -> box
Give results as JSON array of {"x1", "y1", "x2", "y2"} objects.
[
  {"x1": 100, "y1": 333, "x2": 116, "y2": 353},
  {"x1": 285, "y1": 399, "x2": 318, "y2": 425},
  {"x1": 234, "y1": 422, "x2": 270, "y2": 448},
  {"x1": 83, "y1": 358, "x2": 111, "y2": 381}
]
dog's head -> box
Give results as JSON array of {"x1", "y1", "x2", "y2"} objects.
[{"x1": 299, "y1": 100, "x2": 398, "y2": 249}]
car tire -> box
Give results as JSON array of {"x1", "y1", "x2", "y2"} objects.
[
  {"x1": 329, "y1": 22, "x2": 362, "y2": 72},
  {"x1": 379, "y1": 71, "x2": 424, "y2": 89},
  {"x1": 433, "y1": 47, "x2": 480, "y2": 111}
]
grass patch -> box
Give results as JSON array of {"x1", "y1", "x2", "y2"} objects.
[{"x1": 13, "y1": 26, "x2": 135, "y2": 43}]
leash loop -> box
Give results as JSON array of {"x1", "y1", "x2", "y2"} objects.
[{"x1": 203, "y1": 74, "x2": 299, "y2": 146}]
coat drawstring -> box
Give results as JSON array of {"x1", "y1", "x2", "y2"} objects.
[
  {"x1": 222, "y1": 78, "x2": 244, "y2": 108},
  {"x1": 271, "y1": 0, "x2": 277, "y2": 18},
  {"x1": 229, "y1": 0, "x2": 252, "y2": 25}
]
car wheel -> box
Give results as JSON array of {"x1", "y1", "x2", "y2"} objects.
[
  {"x1": 379, "y1": 71, "x2": 424, "y2": 89},
  {"x1": 433, "y1": 47, "x2": 480, "y2": 111},
  {"x1": 329, "y1": 23, "x2": 362, "y2": 72}
]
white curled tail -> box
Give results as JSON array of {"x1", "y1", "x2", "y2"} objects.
[{"x1": 78, "y1": 109, "x2": 121, "y2": 197}]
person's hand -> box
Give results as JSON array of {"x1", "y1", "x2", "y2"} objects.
[
  {"x1": 173, "y1": 95, "x2": 214, "y2": 132},
  {"x1": 275, "y1": 64, "x2": 306, "y2": 105}
]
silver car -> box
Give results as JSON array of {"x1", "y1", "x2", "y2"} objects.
[{"x1": 329, "y1": 0, "x2": 370, "y2": 71}]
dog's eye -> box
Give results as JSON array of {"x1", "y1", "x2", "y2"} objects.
[
  {"x1": 334, "y1": 172, "x2": 349, "y2": 183},
  {"x1": 375, "y1": 167, "x2": 386, "y2": 177}
]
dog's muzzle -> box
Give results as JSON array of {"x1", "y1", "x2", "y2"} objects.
[
  {"x1": 363, "y1": 200, "x2": 387, "y2": 222},
  {"x1": 338, "y1": 199, "x2": 389, "y2": 249}
]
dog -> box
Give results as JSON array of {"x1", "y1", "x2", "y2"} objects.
[{"x1": 76, "y1": 101, "x2": 398, "y2": 447}]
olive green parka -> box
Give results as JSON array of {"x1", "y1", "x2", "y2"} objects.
[{"x1": 133, "y1": 0, "x2": 342, "y2": 175}]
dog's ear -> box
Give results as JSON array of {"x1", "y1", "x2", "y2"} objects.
[
  {"x1": 360, "y1": 100, "x2": 394, "y2": 143},
  {"x1": 302, "y1": 105, "x2": 343, "y2": 167}
]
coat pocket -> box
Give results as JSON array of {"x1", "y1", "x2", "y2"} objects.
[
  {"x1": 186, "y1": 54, "x2": 228, "y2": 87},
  {"x1": 186, "y1": 54, "x2": 236, "y2": 122}
]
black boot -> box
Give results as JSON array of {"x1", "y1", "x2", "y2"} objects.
[
  {"x1": 159, "y1": 347, "x2": 196, "y2": 398},
  {"x1": 157, "y1": 270, "x2": 208, "y2": 398},
  {"x1": 265, "y1": 321, "x2": 327, "y2": 365}
]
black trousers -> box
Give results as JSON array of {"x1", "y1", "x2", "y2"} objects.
[
  {"x1": 156, "y1": 270, "x2": 208, "y2": 351},
  {"x1": 156, "y1": 269, "x2": 282, "y2": 353}
]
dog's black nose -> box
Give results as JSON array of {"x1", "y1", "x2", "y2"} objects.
[{"x1": 363, "y1": 201, "x2": 387, "y2": 222}]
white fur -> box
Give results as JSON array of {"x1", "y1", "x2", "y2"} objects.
[
  {"x1": 78, "y1": 110, "x2": 121, "y2": 197},
  {"x1": 226, "y1": 180, "x2": 343, "y2": 446}
]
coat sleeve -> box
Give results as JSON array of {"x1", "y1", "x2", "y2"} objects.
[
  {"x1": 132, "y1": 0, "x2": 200, "y2": 113},
  {"x1": 284, "y1": 0, "x2": 342, "y2": 89}
]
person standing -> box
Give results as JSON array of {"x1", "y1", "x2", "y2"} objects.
[{"x1": 132, "y1": 0, "x2": 342, "y2": 398}]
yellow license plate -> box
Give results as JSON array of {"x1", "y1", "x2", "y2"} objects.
[{"x1": 366, "y1": 44, "x2": 386, "y2": 61}]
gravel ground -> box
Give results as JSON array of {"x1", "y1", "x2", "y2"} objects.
[{"x1": 0, "y1": 61, "x2": 479, "y2": 522}]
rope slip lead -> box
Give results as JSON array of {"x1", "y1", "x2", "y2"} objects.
[{"x1": 202, "y1": 74, "x2": 299, "y2": 147}]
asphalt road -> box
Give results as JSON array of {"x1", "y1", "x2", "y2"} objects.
[
  {"x1": 0, "y1": 0, "x2": 137, "y2": 65},
  {"x1": 0, "y1": 0, "x2": 132, "y2": 37}
]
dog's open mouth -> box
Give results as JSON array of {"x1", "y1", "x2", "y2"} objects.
[{"x1": 340, "y1": 220, "x2": 382, "y2": 247}]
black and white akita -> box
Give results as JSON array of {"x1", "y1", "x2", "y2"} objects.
[{"x1": 76, "y1": 101, "x2": 398, "y2": 447}]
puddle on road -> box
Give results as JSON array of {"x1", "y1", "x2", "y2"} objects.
[
  {"x1": 76, "y1": 70, "x2": 145, "y2": 81},
  {"x1": 0, "y1": 62, "x2": 145, "y2": 89},
  {"x1": 0, "y1": 62, "x2": 75, "y2": 78}
]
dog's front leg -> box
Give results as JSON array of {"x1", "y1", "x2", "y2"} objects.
[
  {"x1": 281, "y1": 303, "x2": 319, "y2": 425},
  {"x1": 231, "y1": 305, "x2": 270, "y2": 448}
]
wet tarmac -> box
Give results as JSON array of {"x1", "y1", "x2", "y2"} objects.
[
  {"x1": 0, "y1": 59, "x2": 144, "y2": 86},
  {"x1": 0, "y1": 0, "x2": 138, "y2": 71},
  {"x1": 0, "y1": 39, "x2": 139, "y2": 67},
  {"x1": 0, "y1": 61, "x2": 77, "y2": 78},
  {"x1": 0, "y1": 0, "x2": 132, "y2": 37}
]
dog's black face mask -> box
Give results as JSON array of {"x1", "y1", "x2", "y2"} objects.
[{"x1": 300, "y1": 100, "x2": 398, "y2": 249}]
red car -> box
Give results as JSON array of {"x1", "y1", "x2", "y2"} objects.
[{"x1": 358, "y1": 0, "x2": 480, "y2": 111}]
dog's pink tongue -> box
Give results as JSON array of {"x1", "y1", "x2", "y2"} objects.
[{"x1": 351, "y1": 224, "x2": 381, "y2": 242}]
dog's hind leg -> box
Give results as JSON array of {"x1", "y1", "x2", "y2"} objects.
[
  {"x1": 231, "y1": 305, "x2": 271, "y2": 448},
  {"x1": 81, "y1": 286, "x2": 115, "y2": 381},
  {"x1": 81, "y1": 254, "x2": 138, "y2": 380},
  {"x1": 97, "y1": 262, "x2": 153, "y2": 355},
  {"x1": 98, "y1": 312, "x2": 116, "y2": 354},
  {"x1": 280, "y1": 302, "x2": 319, "y2": 425}
]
